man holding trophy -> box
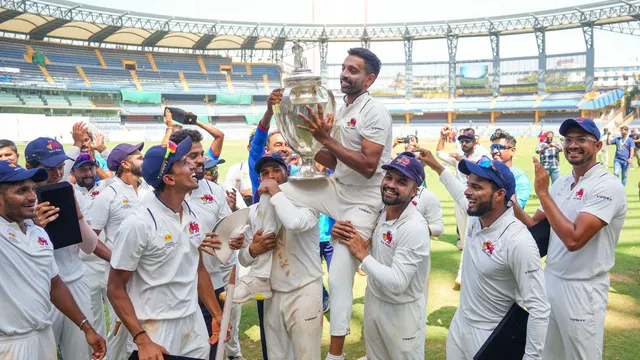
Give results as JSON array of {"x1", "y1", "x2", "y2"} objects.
[{"x1": 233, "y1": 45, "x2": 392, "y2": 360}]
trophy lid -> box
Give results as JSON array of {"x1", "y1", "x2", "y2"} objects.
[{"x1": 285, "y1": 41, "x2": 322, "y2": 86}]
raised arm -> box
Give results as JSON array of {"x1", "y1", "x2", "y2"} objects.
[{"x1": 197, "y1": 120, "x2": 225, "y2": 159}]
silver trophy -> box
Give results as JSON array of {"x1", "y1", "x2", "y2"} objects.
[{"x1": 272, "y1": 41, "x2": 336, "y2": 180}]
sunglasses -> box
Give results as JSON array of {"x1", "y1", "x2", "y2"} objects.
[
  {"x1": 157, "y1": 141, "x2": 177, "y2": 179},
  {"x1": 476, "y1": 156, "x2": 507, "y2": 189},
  {"x1": 459, "y1": 138, "x2": 474, "y2": 145},
  {"x1": 490, "y1": 144, "x2": 513, "y2": 152},
  {"x1": 205, "y1": 167, "x2": 219, "y2": 176}
]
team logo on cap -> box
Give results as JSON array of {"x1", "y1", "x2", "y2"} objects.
[
  {"x1": 46, "y1": 140, "x2": 61, "y2": 151},
  {"x1": 397, "y1": 157, "x2": 410, "y2": 166},
  {"x1": 347, "y1": 119, "x2": 357, "y2": 128},
  {"x1": 8, "y1": 162, "x2": 17, "y2": 168},
  {"x1": 37, "y1": 237, "x2": 49, "y2": 247},
  {"x1": 482, "y1": 240, "x2": 495, "y2": 256},
  {"x1": 574, "y1": 188, "x2": 585, "y2": 200},
  {"x1": 201, "y1": 194, "x2": 214, "y2": 203},
  {"x1": 189, "y1": 222, "x2": 200, "y2": 236},
  {"x1": 382, "y1": 231, "x2": 393, "y2": 246}
]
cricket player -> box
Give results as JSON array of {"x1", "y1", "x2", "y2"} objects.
[
  {"x1": 235, "y1": 153, "x2": 323, "y2": 359},
  {"x1": 334, "y1": 152, "x2": 430, "y2": 359},
  {"x1": 419, "y1": 150, "x2": 550, "y2": 360},
  {"x1": 236, "y1": 47, "x2": 392, "y2": 360},
  {"x1": 412, "y1": 184, "x2": 444, "y2": 301},
  {"x1": 24, "y1": 138, "x2": 111, "y2": 360},
  {"x1": 170, "y1": 129, "x2": 245, "y2": 360},
  {"x1": 91, "y1": 142, "x2": 151, "y2": 358},
  {"x1": 0, "y1": 160, "x2": 106, "y2": 360},
  {"x1": 513, "y1": 118, "x2": 627, "y2": 360},
  {"x1": 70, "y1": 153, "x2": 115, "y2": 340},
  {"x1": 107, "y1": 138, "x2": 224, "y2": 359}
]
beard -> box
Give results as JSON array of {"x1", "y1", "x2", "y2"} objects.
[
  {"x1": 130, "y1": 164, "x2": 142, "y2": 177},
  {"x1": 566, "y1": 151, "x2": 594, "y2": 166},
  {"x1": 77, "y1": 176, "x2": 96, "y2": 190},
  {"x1": 381, "y1": 186, "x2": 412, "y2": 206},
  {"x1": 467, "y1": 198, "x2": 494, "y2": 217},
  {"x1": 340, "y1": 77, "x2": 365, "y2": 95}
]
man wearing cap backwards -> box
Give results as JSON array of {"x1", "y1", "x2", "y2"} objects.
[
  {"x1": 513, "y1": 118, "x2": 627, "y2": 360},
  {"x1": 91, "y1": 142, "x2": 150, "y2": 359},
  {"x1": 418, "y1": 149, "x2": 550, "y2": 360},
  {"x1": 232, "y1": 152, "x2": 323, "y2": 359},
  {"x1": 70, "y1": 153, "x2": 116, "y2": 341},
  {"x1": 24, "y1": 137, "x2": 110, "y2": 360},
  {"x1": 333, "y1": 152, "x2": 430, "y2": 359},
  {"x1": 0, "y1": 161, "x2": 106, "y2": 360},
  {"x1": 169, "y1": 129, "x2": 245, "y2": 360},
  {"x1": 108, "y1": 138, "x2": 224, "y2": 359},
  {"x1": 239, "y1": 48, "x2": 392, "y2": 360}
]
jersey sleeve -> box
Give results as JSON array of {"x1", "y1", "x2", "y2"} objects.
[
  {"x1": 507, "y1": 228, "x2": 550, "y2": 360},
  {"x1": 418, "y1": 190, "x2": 444, "y2": 236},
  {"x1": 110, "y1": 214, "x2": 149, "y2": 271},
  {"x1": 580, "y1": 178, "x2": 626, "y2": 224},
  {"x1": 237, "y1": 205, "x2": 259, "y2": 267},
  {"x1": 269, "y1": 192, "x2": 319, "y2": 233},
  {"x1": 361, "y1": 221, "x2": 430, "y2": 296},
  {"x1": 609, "y1": 138, "x2": 618, "y2": 145},
  {"x1": 358, "y1": 102, "x2": 391, "y2": 146},
  {"x1": 629, "y1": 138, "x2": 636, "y2": 149},
  {"x1": 89, "y1": 189, "x2": 112, "y2": 231},
  {"x1": 439, "y1": 169, "x2": 469, "y2": 210}
]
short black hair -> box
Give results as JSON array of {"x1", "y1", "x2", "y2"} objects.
[
  {"x1": 347, "y1": 48, "x2": 382, "y2": 79},
  {"x1": 0, "y1": 139, "x2": 17, "y2": 153},
  {"x1": 170, "y1": 129, "x2": 203, "y2": 144},
  {"x1": 492, "y1": 132, "x2": 517, "y2": 147},
  {"x1": 462, "y1": 128, "x2": 475, "y2": 135}
]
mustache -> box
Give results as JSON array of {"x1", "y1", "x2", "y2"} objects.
[{"x1": 383, "y1": 186, "x2": 398, "y2": 195}]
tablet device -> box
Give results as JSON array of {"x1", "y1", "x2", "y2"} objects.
[
  {"x1": 166, "y1": 107, "x2": 198, "y2": 125},
  {"x1": 474, "y1": 303, "x2": 529, "y2": 360},
  {"x1": 36, "y1": 182, "x2": 82, "y2": 250},
  {"x1": 527, "y1": 219, "x2": 551, "y2": 257}
]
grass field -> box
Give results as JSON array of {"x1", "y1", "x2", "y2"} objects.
[{"x1": 16, "y1": 136, "x2": 640, "y2": 359}]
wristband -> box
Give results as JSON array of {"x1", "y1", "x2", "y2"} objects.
[
  {"x1": 79, "y1": 319, "x2": 88, "y2": 329},
  {"x1": 133, "y1": 330, "x2": 147, "y2": 343}
]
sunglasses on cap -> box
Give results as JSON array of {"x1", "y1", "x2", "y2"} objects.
[
  {"x1": 476, "y1": 156, "x2": 507, "y2": 189},
  {"x1": 157, "y1": 141, "x2": 177, "y2": 179},
  {"x1": 490, "y1": 144, "x2": 513, "y2": 152}
]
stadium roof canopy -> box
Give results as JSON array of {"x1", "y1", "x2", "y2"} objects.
[{"x1": 0, "y1": 0, "x2": 638, "y2": 50}]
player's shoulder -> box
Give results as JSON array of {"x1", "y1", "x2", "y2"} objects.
[
  {"x1": 510, "y1": 166, "x2": 528, "y2": 179},
  {"x1": 397, "y1": 207, "x2": 430, "y2": 236}
]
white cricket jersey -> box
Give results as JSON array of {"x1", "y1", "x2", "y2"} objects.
[
  {"x1": 186, "y1": 178, "x2": 234, "y2": 290},
  {"x1": 0, "y1": 218, "x2": 59, "y2": 335},
  {"x1": 224, "y1": 161, "x2": 252, "y2": 192},
  {"x1": 333, "y1": 93, "x2": 393, "y2": 187},
  {"x1": 412, "y1": 188, "x2": 444, "y2": 237},
  {"x1": 110, "y1": 196, "x2": 204, "y2": 320},
  {"x1": 440, "y1": 169, "x2": 550, "y2": 359},
  {"x1": 437, "y1": 146, "x2": 490, "y2": 184},
  {"x1": 361, "y1": 205, "x2": 430, "y2": 304},
  {"x1": 90, "y1": 176, "x2": 151, "y2": 248},
  {"x1": 542, "y1": 164, "x2": 627, "y2": 280},
  {"x1": 238, "y1": 193, "x2": 323, "y2": 292},
  {"x1": 51, "y1": 188, "x2": 88, "y2": 283},
  {"x1": 74, "y1": 182, "x2": 110, "y2": 278}
]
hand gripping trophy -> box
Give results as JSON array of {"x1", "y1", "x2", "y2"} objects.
[{"x1": 272, "y1": 41, "x2": 336, "y2": 180}]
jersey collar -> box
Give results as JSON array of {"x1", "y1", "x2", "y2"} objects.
[{"x1": 342, "y1": 91, "x2": 370, "y2": 107}]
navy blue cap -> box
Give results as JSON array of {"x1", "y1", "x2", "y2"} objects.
[
  {"x1": 107, "y1": 143, "x2": 144, "y2": 171},
  {"x1": 458, "y1": 157, "x2": 516, "y2": 201},
  {"x1": 72, "y1": 153, "x2": 99, "y2": 169},
  {"x1": 254, "y1": 152, "x2": 288, "y2": 173},
  {"x1": 204, "y1": 157, "x2": 225, "y2": 170},
  {"x1": 142, "y1": 138, "x2": 192, "y2": 188},
  {"x1": 559, "y1": 118, "x2": 600, "y2": 139},
  {"x1": 24, "y1": 137, "x2": 72, "y2": 167},
  {"x1": 381, "y1": 152, "x2": 425, "y2": 184},
  {"x1": 0, "y1": 160, "x2": 48, "y2": 183},
  {"x1": 457, "y1": 130, "x2": 475, "y2": 141}
]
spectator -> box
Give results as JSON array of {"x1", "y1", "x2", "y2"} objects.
[
  {"x1": 607, "y1": 125, "x2": 635, "y2": 186},
  {"x1": 631, "y1": 128, "x2": 640, "y2": 168},
  {"x1": 490, "y1": 132, "x2": 531, "y2": 208},
  {"x1": 0, "y1": 139, "x2": 19, "y2": 163},
  {"x1": 535, "y1": 131, "x2": 563, "y2": 183},
  {"x1": 598, "y1": 128, "x2": 610, "y2": 168}
]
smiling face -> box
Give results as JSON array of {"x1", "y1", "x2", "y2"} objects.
[
  {"x1": 340, "y1": 55, "x2": 373, "y2": 96},
  {"x1": 491, "y1": 138, "x2": 515, "y2": 164},
  {"x1": 0, "y1": 179, "x2": 38, "y2": 222},
  {"x1": 463, "y1": 174, "x2": 504, "y2": 217},
  {"x1": 563, "y1": 127, "x2": 601, "y2": 166},
  {"x1": 620, "y1": 127, "x2": 629, "y2": 138},
  {"x1": 380, "y1": 169, "x2": 418, "y2": 207},
  {"x1": 164, "y1": 156, "x2": 198, "y2": 192},
  {"x1": 266, "y1": 133, "x2": 292, "y2": 163},
  {"x1": 0, "y1": 146, "x2": 18, "y2": 163},
  {"x1": 184, "y1": 142, "x2": 205, "y2": 180},
  {"x1": 71, "y1": 163, "x2": 97, "y2": 190}
]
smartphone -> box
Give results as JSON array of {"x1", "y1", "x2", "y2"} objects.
[
  {"x1": 165, "y1": 107, "x2": 198, "y2": 125},
  {"x1": 36, "y1": 182, "x2": 82, "y2": 250}
]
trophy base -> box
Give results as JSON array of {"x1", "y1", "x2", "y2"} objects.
[{"x1": 289, "y1": 157, "x2": 328, "y2": 181}]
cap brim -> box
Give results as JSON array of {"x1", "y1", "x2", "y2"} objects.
[
  {"x1": 39, "y1": 154, "x2": 73, "y2": 167},
  {"x1": 457, "y1": 135, "x2": 474, "y2": 140},
  {"x1": 5, "y1": 168, "x2": 48, "y2": 183},
  {"x1": 134, "y1": 142, "x2": 144, "y2": 152},
  {"x1": 458, "y1": 160, "x2": 497, "y2": 185},
  {"x1": 559, "y1": 119, "x2": 599, "y2": 138},
  {"x1": 254, "y1": 157, "x2": 287, "y2": 173},
  {"x1": 73, "y1": 160, "x2": 98, "y2": 169}
]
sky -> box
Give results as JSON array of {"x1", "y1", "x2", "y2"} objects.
[{"x1": 73, "y1": 0, "x2": 640, "y2": 69}]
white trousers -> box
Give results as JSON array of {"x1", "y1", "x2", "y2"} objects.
[
  {"x1": 364, "y1": 290, "x2": 426, "y2": 360},
  {"x1": 0, "y1": 327, "x2": 57, "y2": 360},
  {"x1": 542, "y1": 271, "x2": 609, "y2": 360},
  {"x1": 598, "y1": 147, "x2": 609, "y2": 168},
  {"x1": 107, "y1": 309, "x2": 132, "y2": 360},
  {"x1": 50, "y1": 275, "x2": 93, "y2": 360},
  {"x1": 220, "y1": 264, "x2": 243, "y2": 357},
  {"x1": 132, "y1": 311, "x2": 210, "y2": 359},
  {"x1": 257, "y1": 178, "x2": 380, "y2": 336},
  {"x1": 446, "y1": 311, "x2": 494, "y2": 360},
  {"x1": 82, "y1": 256, "x2": 110, "y2": 340},
  {"x1": 264, "y1": 278, "x2": 323, "y2": 360}
]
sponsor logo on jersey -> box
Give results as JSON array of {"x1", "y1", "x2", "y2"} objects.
[
  {"x1": 467, "y1": 223, "x2": 476, "y2": 239},
  {"x1": 358, "y1": 207, "x2": 372, "y2": 215},
  {"x1": 37, "y1": 237, "x2": 49, "y2": 247},
  {"x1": 371, "y1": 126, "x2": 384, "y2": 131},
  {"x1": 122, "y1": 197, "x2": 130, "y2": 206},
  {"x1": 6, "y1": 228, "x2": 16, "y2": 238},
  {"x1": 574, "y1": 188, "x2": 584, "y2": 200},
  {"x1": 596, "y1": 194, "x2": 612, "y2": 201},
  {"x1": 162, "y1": 231, "x2": 177, "y2": 249},
  {"x1": 201, "y1": 194, "x2": 214, "y2": 203},
  {"x1": 482, "y1": 240, "x2": 495, "y2": 256},
  {"x1": 382, "y1": 231, "x2": 393, "y2": 246}
]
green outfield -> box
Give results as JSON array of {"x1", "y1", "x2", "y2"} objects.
[{"x1": 16, "y1": 136, "x2": 640, "y2": 359}]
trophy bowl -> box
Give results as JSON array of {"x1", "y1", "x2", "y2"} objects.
[{"x1": 273, "y1": 67, "x2": 336, "y2": 180}]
